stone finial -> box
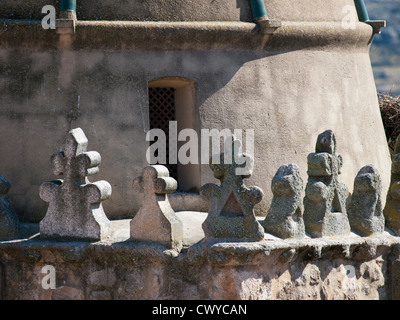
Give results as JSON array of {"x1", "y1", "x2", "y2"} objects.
[
  {"x1": 200, "y1": 136, "x2": 264, "y2": 241},
  {"x1": 384, "y1": 135, "x2": 400, "y2": 235},
  {"x1": 348, "y1": 165, "x2": 384, "y2": 236},
  {"x1": 39, "y1": 128, "x2": 112, "y2": 241},
  {"x1": 303, "y1": 130, "x2": 351, "y2": 238},
  {"x1": 261, "y1": 164, "x2": 305, "y2": 239},
  {"x1": 130, "y1": 165, "x2": 183, "y2": 250},
  {"x1": 0, "y1": 175, "x2": 20, "y2": 240}
]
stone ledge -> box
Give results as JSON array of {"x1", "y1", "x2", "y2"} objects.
[
  {"x1": 2, "y1": 224, "x2": 399, "y2": 264},
  {"x1": 0, "y1": 19, "x2": 375, "y2": 51},
  {"x1": 1, "y1": 228, "x2": 399, "y2": 299},
  {"x1": 0, "y1": 19, "x2": 58, "y2": 49},
  {"x1": 56, "y1": 18, "x2": 75, "y2": 34},
  {"x1": 72, "y1": 20, "x2": 374, "y2": 51},
  {"x1": 200, "y1": 230, "x2": 400, "y2": 265}
]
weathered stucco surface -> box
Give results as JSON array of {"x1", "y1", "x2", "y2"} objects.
[
  {"x1": 0, "y1": 1, "x2": 394, "y2": 300},
  {"x1": 0, "y1": 1, "x2": 391, "y2": 222},
  {"x1": 0, "y1": 21, "x2": 391, "y2": 221}
]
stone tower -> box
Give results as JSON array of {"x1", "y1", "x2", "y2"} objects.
[{"x1": 0, "y1": 0, "x2": 389, "y2": 220}]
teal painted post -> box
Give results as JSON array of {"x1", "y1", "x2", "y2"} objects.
[
  {"x1": 354, "y1": 0, "x2": 370, "y2": 22},
  {"x1": 250, "y1": 0, "x2": 268, "y2": 19},
  {"x1": 60, "y1": 0, "x2": 76, "y2": 12}
]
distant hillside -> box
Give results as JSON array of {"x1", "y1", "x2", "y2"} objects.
[{"x1": 366, "y1": 0, "x2": 400, "y2": 95}]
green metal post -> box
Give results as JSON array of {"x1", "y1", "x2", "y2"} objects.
[
  {"x1": 354, "y1": 0, "x2": 370, "y2": 22},
  {"x1": 60, "y1": 0, "x2": 76, "y2": 12},
  {"x1": 250, "y1": 0, "x2": 268, "y2": 20}
]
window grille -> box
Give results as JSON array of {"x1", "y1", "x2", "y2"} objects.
[{"x1": 148, "y1": 87, "x2": 178, "y2": 181}]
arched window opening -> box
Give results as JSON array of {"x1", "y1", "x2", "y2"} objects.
[
  {"x1": 148, "y1": 77, "x2": 200, "y2": 193},
  {"x1": 148, "y1": 87, "x2": 178, "y2": 180}
]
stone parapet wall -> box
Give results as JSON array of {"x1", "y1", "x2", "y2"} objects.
[
  {"x1": 0, "y1": 128, "x2": 399, "y2": 300},
  {"x1": 0, "y1": 231, "x2": 399, "y2": 300}
]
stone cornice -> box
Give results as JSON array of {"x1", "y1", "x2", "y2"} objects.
[{"x1": 0, "y1": 19, "x2": 375, "y2": 52}]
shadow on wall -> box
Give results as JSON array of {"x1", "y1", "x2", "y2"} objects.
[
  {"x1": 0, "y1": 47, "x2": 284, "y2": 222},
  {"x1": 0, "y1": 42, "x2": 382, "y2": 222}
]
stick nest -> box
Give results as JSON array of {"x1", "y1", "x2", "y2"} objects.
[{"x1": 379, "y1": 93, "x2": 400, "y2": 153}]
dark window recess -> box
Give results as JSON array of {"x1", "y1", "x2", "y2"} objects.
[{"x1": 148, "y1": 87, "x2": 178, "y2": 182}]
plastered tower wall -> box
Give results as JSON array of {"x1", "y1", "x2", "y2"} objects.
[{"x1": 0, "y1": 0, "x2": 391, "y2": 221}]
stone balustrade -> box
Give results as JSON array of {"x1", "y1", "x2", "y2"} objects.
[{"x1": 1, "y1": 127, "x2": 400, "y2": 300}]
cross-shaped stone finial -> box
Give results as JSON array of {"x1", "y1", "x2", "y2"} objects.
[
  {"x1": 39, "y1": 128, "x2": 112, "y2": 241},
  {"x1": 200, "y1": 136, "x2": 264, "y2": 241},
  {"x1": 0, "y1": 174, "x2": 20, "y2": 240},
  {"x1": 51, "y1": 127, "x2": 101, "y2": 185},
  {"x1": 130, "y1": 165, "x2": 183, "y2": 250},
  {"x1": 303, "y1": 130, "x2": 351, "y2": 238}
]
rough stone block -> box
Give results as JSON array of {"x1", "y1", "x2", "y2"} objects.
[
  {"x1": 0, "y1": 174, "x2": 20, "y2": 240},
  {"x1": 200, "y1": 136, "x2": 264, "y2": 241},
  {"x1": 256, "y1": 17, "x2": 282, "y2": 34},
  {"x1": 348, "y1": 165, "x2": 384, "y2": 236},
  {"x1": 303, "y1": 130, "x2": 351, "y2": 238},
  {"x1": 39, "y1": 128, "x2": 112, "y2": 241},
  {"x1": 391, "y1": 258, "x2": 400, "y2": 300},
  {"x1": 262, "y1": 164, "x2": 305, "y2": 239},
  {"x1": 56, "y1": 18, "x2": 75, "y2": 34},
  {"x1": 384, "y1": 135, "x2": 400, "y2": 235},
  {"x1": 130, "y1": 165, "x2": 183, "y2": 250}
]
